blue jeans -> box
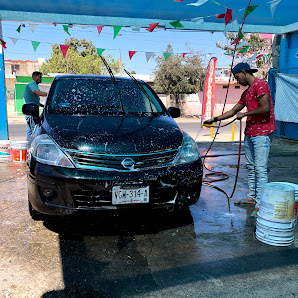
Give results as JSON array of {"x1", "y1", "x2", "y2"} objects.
[
  {"x1": 244, "y1": 134, "x2": 273, "y2": 208},
  {"x1": 25, "y1": 115, "x2": 35, "y2": 141}
]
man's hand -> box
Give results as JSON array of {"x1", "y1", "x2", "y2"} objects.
[
  {"x1": 236, "y1": 112, "x2": 246, "y2": 120},
  {"x1": 203, "y1": 118, "x2": 214, "y2": 125}
]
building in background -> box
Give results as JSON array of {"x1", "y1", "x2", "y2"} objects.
[{"x1": 4, "y1": 58, "x2": 46, "y2": 100}]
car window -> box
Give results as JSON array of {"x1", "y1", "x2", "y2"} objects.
[{"x1": 47, "y1": 78, "x2": 165, "y2": 116}]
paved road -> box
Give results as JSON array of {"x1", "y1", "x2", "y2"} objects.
[{"x1": 7, "y1": 117, "x2": 244, "y2": 142}]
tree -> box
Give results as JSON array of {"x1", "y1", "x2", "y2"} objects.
[
  {"x1": 154, "y1": 45, "x2": 205, "y2": 111},
  {"x1": 216, "y1": 33, "x2": 272, "y2": 80},
  {"x1": 41, "y1": 38, "x2": 120, "y2": 75}
]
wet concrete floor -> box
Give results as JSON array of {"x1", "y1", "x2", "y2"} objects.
[{"x1": 0, "y1": 138, "x2": 298, "y2": 297}]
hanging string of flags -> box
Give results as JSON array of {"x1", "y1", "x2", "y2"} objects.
[{"x1": 0, "y1": 0, "x2": 281, "y2": 63}]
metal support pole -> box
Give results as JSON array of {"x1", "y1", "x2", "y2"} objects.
[{"x1": 0, "y1": 19, "x2": 9, "y2": 140}]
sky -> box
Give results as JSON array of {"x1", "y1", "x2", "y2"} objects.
[{"x1": 1, "y1": 20, "x2": 234, "y2": 75}]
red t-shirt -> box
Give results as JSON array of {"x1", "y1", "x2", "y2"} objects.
[{"x1": 238, "y1": 78, "x2": 277, "y2": 137}]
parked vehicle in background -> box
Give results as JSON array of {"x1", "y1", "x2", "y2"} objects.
[{"x1": 23, "y1": 75, "x2": 203, "y2": 220}]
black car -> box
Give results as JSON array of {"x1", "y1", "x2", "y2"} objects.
[{"x1": 23, "y1": 75, "x2": 203, "y2": 220}]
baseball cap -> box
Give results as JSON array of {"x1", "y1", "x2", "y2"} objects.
[{"x1": 232, "y1": 62, "x2": 258, "y2": 75}]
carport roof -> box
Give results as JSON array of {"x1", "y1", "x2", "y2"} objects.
[{"x1": 0, "y1": 0, "x2": 297, "y2": 34}]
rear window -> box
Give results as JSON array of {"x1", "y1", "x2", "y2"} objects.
[{"x1": 47, "y1": 78, "x2": 165, "y2": 116}]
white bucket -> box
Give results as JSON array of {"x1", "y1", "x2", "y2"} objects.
[
  {"x1": 259, "y1": 182, "x2": 295, "y2": 222},
  {"x1": 11, "y1": 141, "x2": 28, "y2": 162},
  {"x1": 256, "y1": 220, "x2": 295, "y2": 246},
  {"x1": 0, "y1": 140, "x2": 12, "y2": 162},
  {"x1": 273, "y1": 182, "x2": 298, "y2": 224}
]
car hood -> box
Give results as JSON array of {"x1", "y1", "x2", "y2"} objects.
[{"x1": 42, "y1": 114, "x2": 183, "y2": 154}]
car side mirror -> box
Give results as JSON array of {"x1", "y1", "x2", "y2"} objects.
[
  {"x1": 168, "y1": 107, "x2": 180, "y2": 118},
  {"x1": 22, "y1": 103, "x2": 40, "y2": 124}
]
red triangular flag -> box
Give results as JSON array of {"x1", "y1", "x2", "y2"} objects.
[
  {"x1": 216, "y1": 13, "x2": 225, "y2": 19},
  {"x1": 225, "y1": 9, "x2": 232, "y2": 25},
  {"x1": 0, "y1": 39, "x2": 7, "y2": 49},
  {"x1": 256, "y1": 54, "x2": 263, "y2": 59},
  {"x1": 129, "y1": 51, "x2": 137, "y2": 60},
  {"x1": 146, "y1": 23, "x2": 159, "y2": 32},
  {"x1": 182, "y1": 53, "x2": 188, "y2": 58},
  {"x1": 231, "y1": 37, "x2": 240, "y2": 45},
  {"x1": 60, "y1": 44, "x2": 70, "y2": 58},
  {"x1": 97, "y1": 26, "x2": 104, "y2": 36}
]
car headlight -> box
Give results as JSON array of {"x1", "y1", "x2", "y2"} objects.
[
  {"x1": 29, "y1": 134, "x2": 74, "y2": 168},
  {"x1": 174, "y1": 132, "x2": 200, "y2": 165}
]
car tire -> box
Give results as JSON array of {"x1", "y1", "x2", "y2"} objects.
[{"x1": 28, "y1": 200, "x2": 44, "y2": 221}]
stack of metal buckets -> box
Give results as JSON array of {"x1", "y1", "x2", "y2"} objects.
[{"x1": 256, "y1": 182, "x2": 298, "y2": 246}]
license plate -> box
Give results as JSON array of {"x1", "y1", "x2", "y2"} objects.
[{"x1": 112, "y1": 185, "x2": 149, "y2": 205}]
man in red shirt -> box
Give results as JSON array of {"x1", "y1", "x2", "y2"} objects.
[{"x1": 203, "y1": 62, "x2": 277, "y2": 218}]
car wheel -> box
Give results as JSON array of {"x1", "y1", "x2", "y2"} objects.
[{"x1": 28, "y1": 200, "x2": 44, "y2": 221}]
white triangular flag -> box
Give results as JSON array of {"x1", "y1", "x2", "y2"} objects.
[
  {"x1": 249, "y1": 53, "x2": 257, "y2": 61},
  {"x1": 80, "y1": 26, "x2": 89, "y2": 29},
  {"x1": 145, "y1": 52, "x2": 154, "y2": 63},
  {"x1": 77, "y1": 46, "x2": 85, "y2": 54},
  {"x1": 9, "y1": 37, "x2": 18, "y2": 45},
  {"x1": 236, "y1": 41, "x2": 248, "y2": 49},
  {"x1": 228, "y1": 18, "x2": 239, "y2": 30},
  {"x1": 188, "y1": 0, "x2": 208, "y2": 6},
  {"x1": 131, "y1": 25, "x2": 140, "y2": 31},
  {"x1": 270, "y1": 0, "x2": 281, "y2": 17},
  {"x1": 191, "y1": 17, "x2": 204, "y2": 24},
  {"x1": 29, "y1": 23, "x2": 38, "y2": 33}
]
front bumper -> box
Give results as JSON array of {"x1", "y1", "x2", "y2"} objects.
[{"x1": 27, "y1": 158, "x2": 203, "y2": 215}]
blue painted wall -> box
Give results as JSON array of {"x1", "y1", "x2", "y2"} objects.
[{"x1": 279, "y1": 31, "x2": 298, "y2": 74}]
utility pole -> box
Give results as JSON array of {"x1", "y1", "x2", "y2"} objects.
[{"x1": 119, "y1": 49, "x2": 122, "y2": 76}]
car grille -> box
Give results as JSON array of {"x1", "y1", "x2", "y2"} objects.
[
  {"x1": 65, "y1": 148, "x2": 179, "y2": 171},
  {"x1": 71, "y1": 181, "x2": 178, "y2": 209}
]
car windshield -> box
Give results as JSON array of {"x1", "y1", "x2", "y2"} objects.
[{"x1": 47, "y1": 78, "x2": 165, "y2": 116}]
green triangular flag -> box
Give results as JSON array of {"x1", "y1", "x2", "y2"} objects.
[
  {"x1": 246, "y1": 5, "x2": 259, "y2": 17},
  {"x1": 96, "y1": 48, "x2": 105, "y2": 56},
  {"x1": 16, "y1": 25, "x2": 21, "y2": 33},
  {"x1": 238, "y1": 45, "x2": 251, "y2": 53},
  {"x1": 163, "y1": 52, "x2": 172, "y2": 61},
  {"x1": 224, "y1": 53, "x2": 231, "y2": 55},
  {"x1": 31, "y1": 41, "x2": 40, "y2": 52},
  {"x1": 113, "y1": 26, "x2": 122, "y2": 39},
  {"x1": 238, "y1": 29, "x2": 244, "y2": 40},
  {"x1": 63, "y1": 25, "x2": 71, "y2": 36},
  {"x1": 169, "y1": 20, "x2": 184, "y2": 28}
]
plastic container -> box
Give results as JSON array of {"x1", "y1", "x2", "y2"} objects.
[
  {"x1": 259, "y1": 182, "x2": 295, "y2": 222},
  {"x1": 256, "y1": 182, "x2": 296, "y2": 246},
  {"x1": 273, "y1": 182, "x2": 298, "y2": 224},
  {"x1": 256, "y1": 220, "x2": 295, "y2": 246},
  {"x1": 0, "y1": 140, "x2": 12, "y2": 162},
  {"x1": 11, "y1": 141, "x2": 28, "y2": 162}
]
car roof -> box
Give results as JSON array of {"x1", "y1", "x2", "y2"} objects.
[{"x1": 54, "y1": 74, "x2": 144, "y2": 83}]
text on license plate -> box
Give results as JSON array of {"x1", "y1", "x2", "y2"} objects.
[{"x1": 112, "y1": 185, "x2": 149, "y2": 205}]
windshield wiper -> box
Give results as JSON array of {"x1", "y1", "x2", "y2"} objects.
[
  {"x1": 99, "y1": 55, "x2": 125, "y2": 115},
  {"x1": 124, "y1": 69, "x2": 154, "y2": 114}
]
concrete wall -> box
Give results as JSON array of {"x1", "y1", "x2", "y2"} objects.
[
  {"x1": 177, "y1": 82, "x2": 246, "y2": 116},
  {"x1": 4, "y1": 59, "x2": 43, "y2": 76}
]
